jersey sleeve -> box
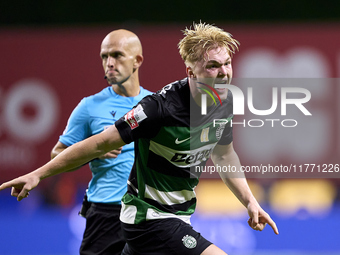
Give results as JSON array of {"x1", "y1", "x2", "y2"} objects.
[
  {"x1": 59, "y1": 98, "x2": 92, "y2": 146},
  {"x1": 115, "y1": 95, "x2": 162, "y2": 144}
]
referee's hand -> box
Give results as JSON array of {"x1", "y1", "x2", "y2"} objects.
[{"x1": 98, "y1": 147, "x2": 123, "y2": 159}]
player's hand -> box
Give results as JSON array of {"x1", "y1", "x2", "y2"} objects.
[
  {"x1": 98, "y1": 147, "x2": 123, "y2": 159},
  {"x1": 0, "y1": 173, "x2": 40, "y2": 201},
  {"x1": 247, "y1": 203, "x2": 279, "y2": 235}
]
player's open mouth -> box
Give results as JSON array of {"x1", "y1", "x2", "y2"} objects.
[
  {"x1": 216, "y1": 78, "x2": 229, "y2": 84},
  {"x1": 215, "y1": 88, "x2": 226, "y2": 93},
  {"x1": 214, "y1": 79, "x2": 229, "y2": 93}
]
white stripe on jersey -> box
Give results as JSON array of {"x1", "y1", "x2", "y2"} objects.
[{"x1": 144, "y1": 184, "x2": 196, "y2": 206}]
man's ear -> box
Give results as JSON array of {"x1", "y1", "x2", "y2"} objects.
[
  {"x1": 186, "y1": 66, "x2": 195, "y2": 78},
  {"x1": 133, "y1": 54, "x2": 144, "y2": 69}
]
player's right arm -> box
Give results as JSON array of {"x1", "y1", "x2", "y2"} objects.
[
  {"x1": 50, "y1": 141, "x2": 84, "y2": 172},
  {"x1": 0, "y1": 125, "x2": 125, "y2": 201},
  {"x1": 51, "y1": 141, "x2": 122, "y2": 172}
]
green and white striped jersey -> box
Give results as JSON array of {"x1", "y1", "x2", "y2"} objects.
[{"x1": 115, "y1": 78, "x2": 233, "y2": 225}]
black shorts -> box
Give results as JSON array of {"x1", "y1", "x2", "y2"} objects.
[
  {"x1": 121, "y1": 218, "x2": 212, "y2": 255},
  {"x1": 80, "y1": 203, "x2": 125, "y2": 255}
]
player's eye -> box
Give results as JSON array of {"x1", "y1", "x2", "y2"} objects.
[{"x1": 206, "y1": 64, "x2": 218, "y2": 69}]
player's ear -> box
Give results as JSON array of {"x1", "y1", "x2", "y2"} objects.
[
  {"x1": 186, "y1": 66, "x2": 196, "y2": 78},
  {"x1": 133, "y1": 54, "x2": 143, "y2": 69}
]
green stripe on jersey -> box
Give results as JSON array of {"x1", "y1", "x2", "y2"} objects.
[
  {"x1": 152, "y1": 126, "x2": 191, "y2": 150},
  {"x1": 151, "y1": 118, "x2": 232, "y2": 152}
]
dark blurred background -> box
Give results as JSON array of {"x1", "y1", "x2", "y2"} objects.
[
  {"x1": 1, "y1": 1, "x2": 340, "y2": 255},
  {"x1": 1, "y1": 0, "x2": 340, "y2": 26}
]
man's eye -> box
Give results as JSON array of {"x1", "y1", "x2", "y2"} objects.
[{"x1": 113, "y1": 53, "x2": 123, "y2": 58}]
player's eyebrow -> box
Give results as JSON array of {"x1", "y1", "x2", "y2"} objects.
[
  {"x1": 207, "y1": 57, "x2": 231, "y2": 64},
  {"x1": 206, "y1": 59, "x2": 231, "y2": 67}
]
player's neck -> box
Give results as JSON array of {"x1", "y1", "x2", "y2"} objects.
[{"x1": 189, "y1": 79, "x2": 214, "y2": 107}]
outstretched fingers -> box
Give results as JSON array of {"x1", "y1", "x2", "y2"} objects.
[
  {"x1": 263, "y1": 214, "x2": 279, "y2": 235},
  {"x1": 247, "y1": 205, "x2": 279, "y2": 235},
  {"x1": 0, "y1": 181, "x2": 13, "y2": 191},
  {"x1": 248, "y1": 214, "x2": 279, "y2": 235},
  {"x1": 0, "y1": 176, "x2": 37, "y2": 201}
]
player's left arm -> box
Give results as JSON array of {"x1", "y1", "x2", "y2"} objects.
[{"x1": 211, "y1": 142, "x2": 279, "y2": 235}]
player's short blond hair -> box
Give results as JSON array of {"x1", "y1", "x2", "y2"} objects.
[{"x1": 178, "y1": 22, "x2": 240, "y2": 66}]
